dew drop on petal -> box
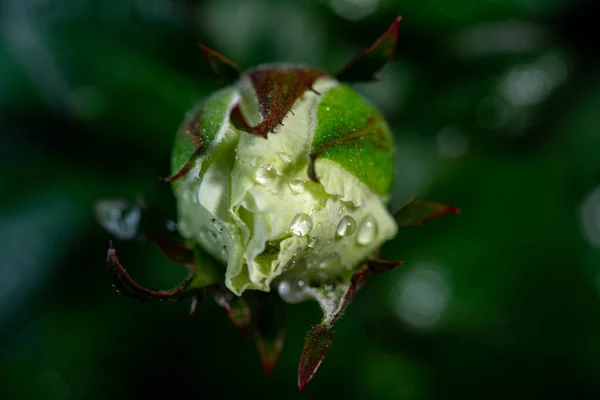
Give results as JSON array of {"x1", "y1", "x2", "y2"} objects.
[
  {"x1": 289, "y1": 179, "x2": 307, "y2": 194},
  {"x1": 290, "y1": 213, "x2": 313, "y2": 237},
  {"x1": 255, "y1": 163, "x2": 277, "y2": 184},
  {"x1": 278, "y1": 152, "x2": 292, "y2": 165},
  {"x1": 336, "y1": 215, "x2": 357, "y2": 237},
  {"x1": 307, "y1": 236, "x2": 319, "y2": 248},
  {"x1": 319, "y1": 253, "x2": 341, "y2": 270},
  {"x1": 357, "y1": 215, "x2": 377, "y2": 245}
]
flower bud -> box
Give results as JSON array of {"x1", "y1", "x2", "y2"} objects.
[{"x1": 171, "y1": 67, "x2": 397, "y2": 297}]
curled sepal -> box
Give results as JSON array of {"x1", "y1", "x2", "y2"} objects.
[
  {"x1": 335, "y1": 16, "x2": 401, "y2": 83},
  {"x1": 198, "y1": 42, "x2": 240, "y2": 84},
  {"x1": 253, "y1": 293, "x2": 286, "y2": 376},
  {"x1": 297, "y1": 266, "x2": 369, "y2": 390},
  {"x1": 211, "y1": 286, "x2": 251, "y2": 339},
  {"x1": 394, "y1": 199, "x2": 461, "y2": 228},
  {"x1": 366, "y1": 257, "x2": 404, "y2": 275},
  {"x1": 105, "y1": 241, "x2": 197, "y2": 302}
]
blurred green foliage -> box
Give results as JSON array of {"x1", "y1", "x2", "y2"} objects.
[{"x1": 2, "y1": 0, "x2": 600, "y2": 398}]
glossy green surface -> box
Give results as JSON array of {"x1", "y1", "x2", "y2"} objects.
[{"x1": 313, "y1": 84, "x2": 394, "y2": 196}]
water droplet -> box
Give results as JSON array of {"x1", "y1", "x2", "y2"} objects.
[
  {"x1": 289, "y1": 179, "x2": 307, "y2": 194},
  {"x1": 211, "y1": 218, "x2": 224, "y2": 232},
  {"x1": 278, "y1": 152, "x2": 292, "y2": 164},
  {"x1": 253, "y1": 156, "x2": 265, "y2": 166},
  {"x1": 165, "y1": 219, "x2": 177, "y2": 232},
  {"x1": 221, "y1": 246, "x2": 228, "y2": 259},
  {"x1": 290, "y1": 213, "x2": 313, "y2": 236},
  {"x1": 338, "y1": 205, "x2": 346, "y2": 215},
  {"x1": 178, "y1": 219, "x2": 191, "y2": 237},
  {"x1": 336, "y1": 215, "x2": 356, "y2": 237},
  {"x1": 319, "y1": 253, "x2": 341, "y2": 270},
  {"x1": 357, "y1": 215, "x2": 377, "y2": 245},
  {"x1": 307, "y1": 236, "x2": 318, "y2": 248},
  {"x1": 278, "y1": 279, "x2": 310, "y2": 304},
  {"x1": 255, "y1": 163, "x2": 277, "y2": 184}
]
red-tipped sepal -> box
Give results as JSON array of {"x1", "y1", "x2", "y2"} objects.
[
  {"x1": 212, "y1": 286, "x2": 251, "y2": 339},
  {"x1": 335, "y1": 16, "x2": 401, "y2": 83},
  {"x1": 198, "y1": 42, "x2": 240, "y2": 84},
  {"x1": 253, "y1": 293, "x2": 286, "y2": 376},
  {"x1": 105, "y1": 241, "x2": 196, "y2": 302},
  {"x1": 366, "y1": 258, "x2": 404, "y2": 275},
  {"x1": 394, "y1": 198, "x2": 461, "y2": 228},
  {"x1": 152, "y1": 236, "x2": 195, "y2": 265},
  {"x1": 298, "y1": 324, "x2": 334, "y2": 391},
  {"x1": 297, "y1": 266, "x2": 369, "y2": 390}
]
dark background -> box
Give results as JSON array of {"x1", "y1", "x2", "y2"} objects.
[{"x1": 2, "y1": 0, "x2": 600, "y2": 398}]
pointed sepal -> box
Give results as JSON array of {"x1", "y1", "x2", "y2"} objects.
[
  {"x1": 298, "y1": 324, "x2": 334, "y2": 391},
  {"x1": 335, "y1": 16, "x2": 401, "y2": 83},
  {"x1": 198, "y1": 42, "x2": 240, "y2": 84},
  {"x1": 394, "y1": 199, "x2": 461, "y2": 228},
  {"x1": 105, "y1": 241, "x2": 196, "y2": 302},
  {"x1": 366, "y1": 257, "x2": 404, "y2": 275},
  {"x1": 211, "y1": 286, "x2": 251, "y2": 339},
  {"x1": 152, "y1": 236, "x2": 195, "y2": 265},
  {"x1": 253, "y1": 293, "x2": 286, "y2": 376},
  {"x1": 297, "y1": 266, "x2": 369, "y2": 390}
]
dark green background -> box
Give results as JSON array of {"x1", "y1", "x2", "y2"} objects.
[{"x1": 2, "y1": 0, "x2": 600, "y2": 398}]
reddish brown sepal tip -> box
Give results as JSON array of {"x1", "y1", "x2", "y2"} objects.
[
  {"x1": 152, "y1": 236, "x2": 194, "y2": 265},
  {"x1": 198, "y1": 42, "x2": 240, "y2": 84},
  {"x1": 158, "y1": 145, "x2": 202, "y2": 184},
  {"x1": 212, "y1": 287, "x2": 252, "y2": 339},
  {"x1": 394, "y1": 199, "x2": 461, "y2": 229},
  {"x1": 257, "y1": 332, "x2": 285, "y2": 376},
  {"x1": 367, "y1": 258, "x2": 404, "y2": 275},
  {"x1": 105, "y1": 241, "x2": 193, "y2": 302},
  {"x1": 335, "y1": 16, "x2": 402, "y2": 83},
  {"x1": 298, "y1": 324, "x2": 335, "y2": 391}
]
